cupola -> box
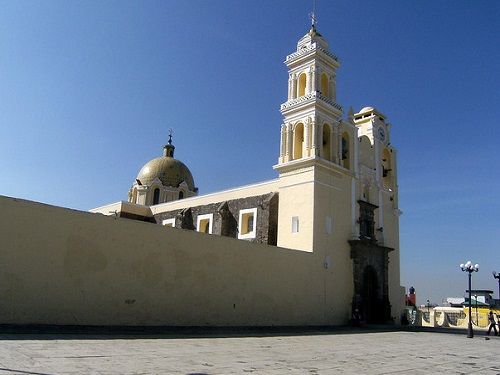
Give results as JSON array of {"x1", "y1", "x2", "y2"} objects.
[{"x1": 128, "y1": 133, "x2": 198, "y2": 206}]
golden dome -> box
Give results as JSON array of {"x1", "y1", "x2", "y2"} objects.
[
  {"x1": 137, "y1": 156, "x2": 195, "y2": 191},
  {"x1": 136, "y1": 136, "x2": 196, "y2": 192}
]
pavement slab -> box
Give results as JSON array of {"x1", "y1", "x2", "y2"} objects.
[{"x1": 0, "y1": 330, "x2": 498, "y2": 374}]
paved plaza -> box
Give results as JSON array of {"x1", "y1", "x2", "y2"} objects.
[{"x1": 0, "y1": 329, "x2": 499, "y2": 374}]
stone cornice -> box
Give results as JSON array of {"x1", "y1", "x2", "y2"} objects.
[
  {"x1": 280, "y1": 91, "x2": 343, "y2": 114},
  {"x1": 273, "y1": 156, "x2": 352, "y2": 177},
  {"x1": 285, "y1": 44, "x2": 339, "y2": 65}
]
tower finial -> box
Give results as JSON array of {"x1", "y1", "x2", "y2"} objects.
[
  {"x1": 163, "y1": 128, "x2": 175, "y2": 157},
  {"x1": 309, "y1": 0, "x2": 317, "y2": 28},
  {"x1": 168, "y1": 128, "x2": 173, "y2": 145}
]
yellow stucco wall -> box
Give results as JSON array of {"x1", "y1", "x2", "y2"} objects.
[
  {"x1": 312, "y1": 165, "x2": 355, "y2": 323},
  {"x1": 380, "y1": 190, "x2": 404, "y2": 318},
  {"x1": 276, "y1": 166, "x2": 315, "y2": 251},
  {"x1": 0, "y1": 195, "x2": 344, "y2": 326}
]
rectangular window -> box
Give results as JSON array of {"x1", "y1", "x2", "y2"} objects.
[
  {"x1": 238, "y1": 208, "x2": 257, "y2": 239},
  {"x1": 292, "y1": 216, "x2": 299, "y2": 233},
  {"x1": 162, "y1": 218, "x2": 175, "y2": 228},
  {"x1": 196, "y1": 213, "x2": 213, "y2": 234}
]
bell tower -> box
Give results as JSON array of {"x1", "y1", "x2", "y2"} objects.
[
  {"x1": 274, "y1": 21, "x2": 352, "y2": 252},
  {"x1": 275, "y1": 23, "x2": 343, "y2": 169}
]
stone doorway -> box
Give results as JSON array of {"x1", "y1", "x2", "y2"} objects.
[
  {"x1": 362, "y1": 265, "x2": 381, "y2": 323},
  {"x1": 349, "y1": 239, "x2": 393, "y2": 324}
]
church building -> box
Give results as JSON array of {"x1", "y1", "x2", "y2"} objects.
[{"x1": 92, "y1": 23, "x2": 403, "y2": 324}]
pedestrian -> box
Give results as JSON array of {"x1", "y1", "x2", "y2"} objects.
[{"x1": 487, "y1": 310, "x2": 498, "y2": 336}]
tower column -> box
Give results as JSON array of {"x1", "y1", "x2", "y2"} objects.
[
  {"x1": 330, "y1": 76, "x2": 336, "y2": 101},
  {"x1": 288, "y1": 74, "x2": 293, "y2": 100},
  {"x1": 306, "y1": 69, "x2": 312, "y2": 94},
  {"x1": 304, "y1": 120, "x2": 311, "y2": 157},
  {"x1": 333, "y1": 123, "x2": 339, "y2": 164},
  {"x1": 280, "y1": 124, "x2": 287, "y2": 163},
  {"x1": 307, "y1": 66, "x2": 316, "y2": 94},
  {"x1": 286, "y1": 123, "x2": 293, "y2": 161},
  {"x1": 291, "y1": 75, "x2": 297, "y2": 99},
  {"x1": 337, "y1": 129, "x2": 343, "y2": 164},
  {"x1": 311, "y1": 66, "x2": 317, "y2": 93},
  {"x1": 329, "y1": 125, "x2": 335, "y2": 162},
  {"x1": 310, "y1": 117, "x2": 318, "y2": 156}
]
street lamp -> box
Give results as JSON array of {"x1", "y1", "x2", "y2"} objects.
[
  {"x1": 460, "y1": 261, "x2": 479, "y2": 338},
  {"x1": 493, "y1": 271, "x2": 500, "y2": 300}
]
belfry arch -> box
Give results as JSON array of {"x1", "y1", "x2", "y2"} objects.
[
  {"x1": 341, "y1": 132, "x2": 350, "y2": 169},
  {"x1": 298, "y1": 73, "x2": 307, "y2": 97},
  {"x1": 322, "y1": 123, "x2": 332, "y2": 161},
  {"x1": 321, "y1": 73, "x2": 329, "y2": 97},
  {"x1": 293, "y1": 123, "x2": 304, "y2": 160},
  {"x1": 381, "y1": 148, "x2": 392, "y2": 189}
]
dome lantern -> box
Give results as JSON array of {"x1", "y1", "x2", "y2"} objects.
[{"x1": 163, "y1": 130, "x2": 175, "y2": 158}]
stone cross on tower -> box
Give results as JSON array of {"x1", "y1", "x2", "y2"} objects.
[
  {"x1": 168, "y1": 128, "x2": 173, "y2": 145},
  {"x1": 164, "y1": 128, "x2": 175, "y2": 157},
  {"x1": 309, "y1": 0, "x2": 317, "y2": 27}
]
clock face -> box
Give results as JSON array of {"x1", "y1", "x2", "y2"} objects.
[{"x1": 378, "y1": 127, "x2": 386, "y2": 141}]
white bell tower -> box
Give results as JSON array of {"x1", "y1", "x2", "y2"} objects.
[
  {"x1": 275, "y1": 23, "x2": 343, "y2": 169},
  {"x1": 274, "y1": 21, "x2": 354, "y2": 252}
]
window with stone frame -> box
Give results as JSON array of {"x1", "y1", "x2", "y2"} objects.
[
  {"x1": 358, "y1": 200, "x2": 377, "y2": 240},
  {"x1": 162, "y1": 218, "x2": 175, "y2": 228},
  {"x1": 238, "y1": 208, "x2": 257, "y2": 240},
  {"x1": 196, "y1": 213, "x2": 213, "y2": 234}
]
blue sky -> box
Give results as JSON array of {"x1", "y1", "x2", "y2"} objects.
[{"x1": 1, "y1": 0, "x2": 499, "y2": 306}]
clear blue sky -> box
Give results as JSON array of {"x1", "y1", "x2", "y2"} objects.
[{"x1": 1, "y1": 0, "x2": 499, "y2": 306}]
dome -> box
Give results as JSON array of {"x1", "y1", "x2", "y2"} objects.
[
  {"x1": 297, "y1": 25, "x2": 329, "y2": 51},
  {"x1": 135, "y1": 134, "x2": 196, "y2": 192},
  {"x1": 359, "y1": 106, "x2": 374, "y2": 113},
  {"x1": 136, "y1": 156, "x2": 196, "y2": 191}
]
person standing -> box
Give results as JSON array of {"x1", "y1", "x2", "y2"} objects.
[{"x1": 487, "y1": 310, "x2": 498, "y2": 336}]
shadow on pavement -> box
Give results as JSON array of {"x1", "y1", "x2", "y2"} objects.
[
  {"x1": 0, "y1": 324, "x2": 404, "y2": 340},
  {"x1": 1, "y1": 324, "x2": 496, "y2": 341}
]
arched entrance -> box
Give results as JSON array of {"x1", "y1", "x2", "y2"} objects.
[{"x1": 349, "y1": 237, "x2": 393, "y2": 324}]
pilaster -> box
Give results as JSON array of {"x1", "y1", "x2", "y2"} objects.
[
  {"x1": 304, "y1": 120, "x2": 311, "y2": 157},
  {"x1": 310, "y1": 117, "x2": 317, "y2": 156},
  {"x1": 286, "y1": 123, "x2": 293, "y2": 162},
  {"x1": 291, "y1": 74, "x2": 297, "y2": 99}
]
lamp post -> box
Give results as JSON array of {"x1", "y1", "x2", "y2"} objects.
[
  {"x1": 493, "y1": 271, "x2": 500, "y2": 300},
  {"x1": 460, "y1": 261, "x2": 479, "y2": 338}
]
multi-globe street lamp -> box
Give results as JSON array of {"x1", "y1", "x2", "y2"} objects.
[
  {"x1": 460, "y1": 261, "x2": 479, "y2": 338},
  {"x1": 493, "y1": 271, "x2": 500, "y2": 300}
]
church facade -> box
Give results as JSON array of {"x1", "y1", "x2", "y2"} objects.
[{"x1": 92, "y1": 25, "x2": 403, "y2": 324}]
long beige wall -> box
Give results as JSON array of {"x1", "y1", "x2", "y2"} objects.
[{"x1": 0, "y1": 196, "x2": 335, "y2": 326}]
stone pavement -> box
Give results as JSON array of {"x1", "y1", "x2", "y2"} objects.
[{"x1": 0, "y1": 329, "x2": 499, "y2": 374}]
